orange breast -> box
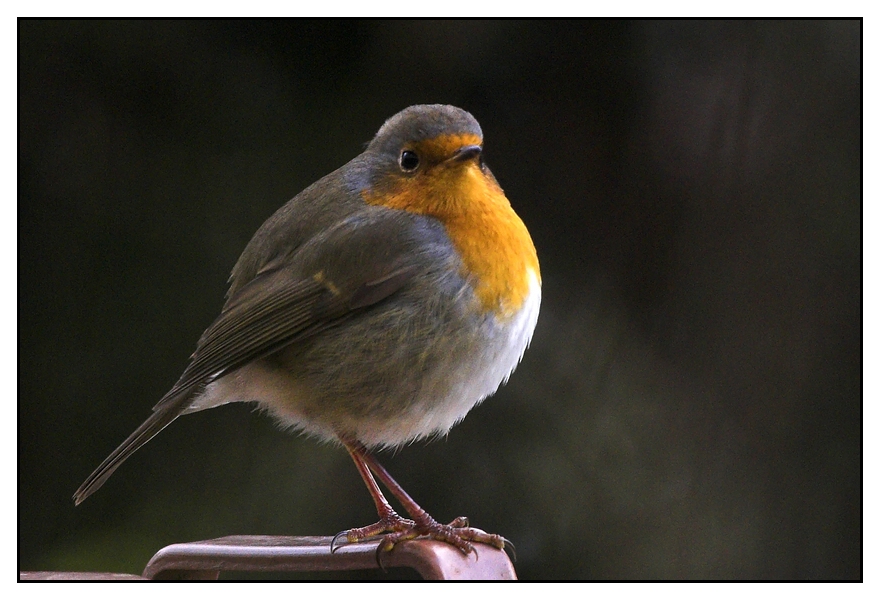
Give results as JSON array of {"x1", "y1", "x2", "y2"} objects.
[{"x1": 363, "y1": 147, "x2": 540, "y2": 320}]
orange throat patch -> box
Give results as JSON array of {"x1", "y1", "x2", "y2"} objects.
[{"x1": 363, "y1": 137, "x2": 540, "y2": 320}]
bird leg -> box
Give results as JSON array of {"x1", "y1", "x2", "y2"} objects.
[
  {"x1": 333, "y1": 439, "x2": 507, "y2": 556},
  {"x1": 330, "y1": 442, "x2": 414, "y2": 553}
]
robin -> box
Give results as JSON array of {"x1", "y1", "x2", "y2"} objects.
[{"x1": 74, "y1": 104, "x2": 541, "y2": 556}]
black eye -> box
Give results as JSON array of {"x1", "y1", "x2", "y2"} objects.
[{"x1": 399, "y1": 150, "x2": 419, "y2": 171}]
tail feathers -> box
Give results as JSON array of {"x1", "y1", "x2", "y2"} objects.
[{"x1": 73, "y1": 393, "x2": 191, "y2": 505}]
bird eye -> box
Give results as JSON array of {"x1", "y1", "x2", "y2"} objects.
[{"x1": 399, "y1": 150, "x2": 420, "y2": 172}]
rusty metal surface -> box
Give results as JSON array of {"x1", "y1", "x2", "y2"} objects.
[{"x1": 142, "y1": 534, "x2": 517, "y2": 580}]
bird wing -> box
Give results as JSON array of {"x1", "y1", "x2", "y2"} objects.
[{"x1": 74, "y1": 209, "x2": 432, "y2": 505}]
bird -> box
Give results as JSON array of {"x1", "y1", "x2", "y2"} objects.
[{"x1": 73, "y1": 104, "x2": 541, "y2": 556}]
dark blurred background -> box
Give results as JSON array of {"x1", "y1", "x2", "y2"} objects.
[{"x1": 19, "y1": 20, "x2": 861, "y2": 580}]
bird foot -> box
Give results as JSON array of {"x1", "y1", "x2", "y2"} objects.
[
  {"x1": 331, "y1": 510, "x2": 415, "y2": 553},
  {"x1": 332, "y1": 512, "x2": 509, "y2": 558}
]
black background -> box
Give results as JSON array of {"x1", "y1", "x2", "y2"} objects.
[{"x1": 19, "y1": 20, "x2": 861, "y2": 579}]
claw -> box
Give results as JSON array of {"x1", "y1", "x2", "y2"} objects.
[
  {"x1": 375, "y1": 543, "x2": 387, "y2": 571},
  {"x1": 500, "y1": 537, "x2": 516, "y2": 561},
  {"x1": 374, "y1": 535, "x2": 400, "y2": 571},
  {"x1": 330, "y1": 530, "x2": 350, "y2": 554}
]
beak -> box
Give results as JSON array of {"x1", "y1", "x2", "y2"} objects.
[{"x1": 450, "y1": 144, "x2": 483, "y2": 163}]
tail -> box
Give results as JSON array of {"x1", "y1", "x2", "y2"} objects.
[{"x1": 73, "y1": 392, "x2": 192, "y2": 505}]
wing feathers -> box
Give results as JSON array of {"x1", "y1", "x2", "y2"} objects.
[{"x1": 74, "y1": 209, "x2": 431, "y2": 505}]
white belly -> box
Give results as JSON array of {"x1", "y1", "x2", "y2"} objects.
[{"x1": 357, "y1": 268, "x2": 542, "y2": 446}]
